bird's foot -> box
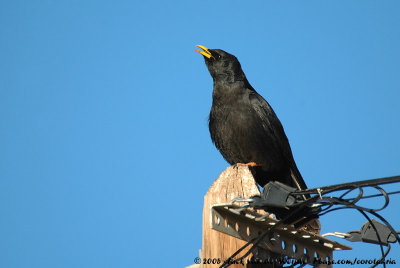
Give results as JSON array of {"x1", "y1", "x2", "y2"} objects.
[{"x1": 237, "y1": 162, "x2": 261, "y2": 167}]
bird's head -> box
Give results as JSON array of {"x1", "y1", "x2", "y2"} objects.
[{"x1": 195, "y1": 45, "x2": 245, "y2": 82}]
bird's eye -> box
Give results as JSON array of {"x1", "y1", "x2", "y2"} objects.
[{"x1": 216, "y1": 55, "x2": 221, "y2": 60}]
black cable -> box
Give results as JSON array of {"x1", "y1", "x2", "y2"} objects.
[
  {"x1": 296, "y1": 175, "x2": 400, "y2": 196},
  {"x1": 316, "y1": 187, "x2": 400, "y2": 245},
  {"x1": 355, "y1": 190, "x2": 400, "y2": 200},
  {"x1": 371, "y1": 244, "x2": 391, "y2": 268},
  {"x1": 356, "y1": 209, "x2": 386, "y2": 268},
  {"x1": 310, "y1": 193, "x2": 400, "y2": 267},
  {"x1": 317, "y1": 198, "x2": 400, "y2": 245},
  {"x1": 319, "y1": 186, "x2": 390, "y2": 213},
  {"x1": 315, "y1": 186, "x2": 362, "y2": 213},
  {"x1": 311, "y1": 194, "x2": 388, "y2": 268},
  {"x1": 222, "y1": 179, "x2": 400, "y2": 268},
  {"x1": 284, "y1": 262, "x2": 307, "y2": 268},
  {"x1": 219, "y1": 237, "x2": 258, "y2": 268}
]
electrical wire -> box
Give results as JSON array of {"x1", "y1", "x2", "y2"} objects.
[{"x1": 220, "y1": 177, "x2": 400, "y2": 268}]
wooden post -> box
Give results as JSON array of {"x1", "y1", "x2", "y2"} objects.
[
  {"x1": 202, "y1": 165, "x2": 275, "y2": 267},
  {"x1": 195, "y1": 164, "x2": 348, "y2": 268}
]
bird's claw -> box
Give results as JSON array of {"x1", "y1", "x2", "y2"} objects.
[{"x1": 237, "y1": 162, "x2": 261, "y2": 167}]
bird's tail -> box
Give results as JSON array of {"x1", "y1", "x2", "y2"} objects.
[
  {"x1": 290, "y1": 163, "x2": 321, "y2": 234},
  {"x1": 289, "y1": 162, "x2": 308, "y2": 193},
  {"x1": 249, "y1": 164, "x2": 321, "y2": 233}
]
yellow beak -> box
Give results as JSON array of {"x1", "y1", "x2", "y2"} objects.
[{"x1": 195, "y1": 45, "x2": 213, "y2": 59}]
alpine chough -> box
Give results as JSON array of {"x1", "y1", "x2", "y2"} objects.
[{"x1": 195, "y1": 45, "x2": 307, "y2": 191}]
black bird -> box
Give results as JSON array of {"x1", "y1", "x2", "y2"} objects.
[{"x1": 195, "y1": 45, "x2": 307, "y2": 191}]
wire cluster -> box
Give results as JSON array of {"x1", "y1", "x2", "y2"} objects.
[{"x1": 220, "y1": 176, "x2": 400, "y2": 268}]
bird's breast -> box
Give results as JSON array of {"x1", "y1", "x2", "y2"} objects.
[
  {"x1": 211, "y1": 103, "x2": 262, "y2": 159},
  {"x1": 209, "y1": 94, "x2": 285, "y2": 170}
]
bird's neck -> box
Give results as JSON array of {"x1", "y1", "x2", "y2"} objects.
[
  {"x1": 212, "y1": 68, "x2": 246, "y2": 84},
  {"x1": 212, "y1": 78, "x2": 254, "y2": 106},
  {"x1": 213, "y1": 76, "x2": 253, "y2": 92}
]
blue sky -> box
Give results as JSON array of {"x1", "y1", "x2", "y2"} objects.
[{"x1": 1, "y1": 1, "x2": 400, "y2": 267}]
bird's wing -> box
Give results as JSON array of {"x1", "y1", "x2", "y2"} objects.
[
  {"x1": 248, "y1": 91, "x2": 291, "y2": 158},
  {"x1": 248, "y1": 90, "x2": 308, "y2": 191}
]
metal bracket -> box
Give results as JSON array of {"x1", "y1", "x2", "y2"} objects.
[{"x1": 211, "y1": 204, "x2": 351, "y2": 267}]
